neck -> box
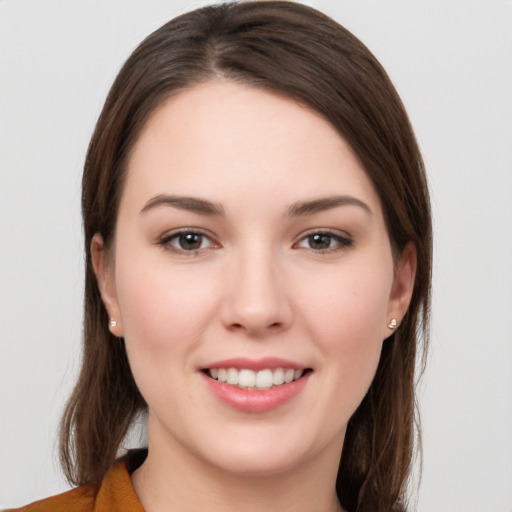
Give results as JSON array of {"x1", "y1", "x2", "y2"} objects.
[{"x1": 132, "y1": 418, "x2": 344, "y2": 512}]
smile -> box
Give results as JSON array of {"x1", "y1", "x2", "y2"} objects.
[{"x1": 207, "y1": 367, "x2": 305, "y2": 390}]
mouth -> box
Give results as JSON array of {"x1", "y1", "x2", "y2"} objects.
[
  {"x1": 203, "y1": 367, "x2": 311, "y2": 391},
  {"x1": 201, "y1": 359, "x2": 312, "y2": 412}
]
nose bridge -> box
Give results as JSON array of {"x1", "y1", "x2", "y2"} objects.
[{"x1": 222, "y1": 239, "x2": 291, "y2": 335}]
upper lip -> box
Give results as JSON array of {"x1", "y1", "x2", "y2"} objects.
[{"x1": 201, "y1": 357, "x2": 308, "y2": 372}]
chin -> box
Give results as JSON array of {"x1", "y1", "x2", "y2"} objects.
[
  {"x1": 192, "y1": 425, "x2": 341, "y2": 479},
  {"x1": 206, "y1": 448, "x2": 307, "y2": 477}
]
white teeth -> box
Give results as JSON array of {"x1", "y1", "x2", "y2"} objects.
[
  {"x1": 255, "y1": 369, "x2": 273, "y2": 389},
  {"x1": 226, "y1": 368, "x2": 238, "y2": 385},
  {"x1": 272, "y1": 367, "x2": 284, "y2": 385},
  {"x1": 284, "y1": 369, "x2": 294, "y2": 383},
  {"x1": 208, "y1": 367, "x2": 306, "y2": 389},
  {"x1": 239, "y1": 369, "x2": 256, "y2": 388}
]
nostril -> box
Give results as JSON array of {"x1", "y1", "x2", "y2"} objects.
[{"x1": 227, "y1": 320, "x2": 283, "y2": 334}]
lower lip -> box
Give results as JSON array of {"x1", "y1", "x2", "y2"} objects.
[{"x1": 201, "y1": 371, "x2": 311, "y2": 413}]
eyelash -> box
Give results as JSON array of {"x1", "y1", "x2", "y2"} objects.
[
  {"x1": 294, "y1": 230, "x2": 353, "y2": 253},
  {"x1": 158, "y1": 229, "x2": 218, "y2": 255},
  {"x1": 157, "y1": 229, "x2": 353, "y2": 254}
]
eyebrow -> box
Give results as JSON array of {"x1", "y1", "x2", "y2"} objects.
[
  {"x1": 286, "y1": 196, "x2": 372, "y2": 217},
  {"x1": 140, "y1": 194, "x2": 371, "y2": 217},
  {"x1": 140, "y1": 194, "x2": 225, "y2": 216}
]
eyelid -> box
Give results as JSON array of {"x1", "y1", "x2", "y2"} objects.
[
  {"x1": 294, "y1": 228, "x2": 353, "y2": 252},
  {"x1": 158, "y1": 228, "x2": 220, "y2": 253},
  {"x1": 156, "y1": 227, "x2": 352, "y2": 254}
]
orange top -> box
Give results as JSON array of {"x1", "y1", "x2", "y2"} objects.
[{"x1": 7, "y1": 457, "x2": 144, "y2": 512}]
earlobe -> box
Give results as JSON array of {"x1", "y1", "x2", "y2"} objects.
[
  {"x1": 385, "y1": 242, "x2": 417, "y2": 337},
  {"x1": 91, "y1": 234, "x2": 123, "y2": 337}
]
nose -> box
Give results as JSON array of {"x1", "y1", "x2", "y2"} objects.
[{"x1": 220, "y1": 247, "x2": 293, "y2": 337}]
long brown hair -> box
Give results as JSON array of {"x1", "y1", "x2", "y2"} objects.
[{"x1": 60, "y1": 2, "x2": 432, "y2": 511}]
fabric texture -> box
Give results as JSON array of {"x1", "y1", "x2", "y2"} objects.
[{"x1": 6, "y1": 452, "x2": 146, "y2": 512}]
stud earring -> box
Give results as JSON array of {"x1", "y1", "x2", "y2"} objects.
[
  {"x1": 387, "y1": 318, "x2": 397, "y2": 329},
  {"x1": 109, "y1": 319, "x2": 117, "y2": 328}
]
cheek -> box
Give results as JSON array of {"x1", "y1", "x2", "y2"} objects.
[
  {"x1": 297, "y1": 259, "x2": 393, "y2": 402},
  {"x1": 114, "y1": 251, "x2": 218, "y2": 360},
  {"x1": 301, "y1": 260, "x2": 392, "y2": 341},
  {"x1": 113, "y1": 254, "x2": 223, "y2": 412}
]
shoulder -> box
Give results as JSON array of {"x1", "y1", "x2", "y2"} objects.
[
  {"x1": 5, "y1": 483, "x2": 98, "y2": 512},
  {"x1": 6, "y1": 455, "x2": 144, "y2": 512}
]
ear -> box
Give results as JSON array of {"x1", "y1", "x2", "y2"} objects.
[
  {"x1": 91, "y1": 233, "x2": 124, "y2": 337},
  {"x1": 384, "y1": 241, "x2": 417, "y2": 338}
]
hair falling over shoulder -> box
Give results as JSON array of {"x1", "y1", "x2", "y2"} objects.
[{"x1": 59, "y1": 3, "x2": 432, "y2": 511}]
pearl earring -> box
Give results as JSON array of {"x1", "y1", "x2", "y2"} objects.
[
  {"x1": 387, "y1": 318, "x2": 397, "y2": 329},
  {"x1": 109, "y1": 319, "x2": 117, "y2": 328}
]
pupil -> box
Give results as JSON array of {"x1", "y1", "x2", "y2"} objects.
[
  {"x1": 310, "y1": 234, "x2": 331, "y2": 249},
  {"x1": 179, "y1": 233, "x2": 202, "y2": 250}
]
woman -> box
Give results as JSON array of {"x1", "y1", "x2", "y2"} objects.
[{"x1": 10, "y1": 1, "x2": 432, "y2": 511}]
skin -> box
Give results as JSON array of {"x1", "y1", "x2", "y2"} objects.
[{"x1": 92, "y1": 80, "x2": 416, "y2": 512}]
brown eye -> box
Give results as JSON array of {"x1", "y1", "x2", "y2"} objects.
[
  {"x1": 178, "y1": 233, "x2": 203, "y2": 250},
  {"x1": 159, "y1": 230, "x2": 216, "y2": 253},
  {"x1": 308, "y1": 233, "x2": 332, "y2": 250},
  {"x1": 296, "y1": 231, "x2": 352, "y2": 252}
]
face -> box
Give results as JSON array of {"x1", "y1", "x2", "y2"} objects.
[{"x1": 93, "y1": 80, "x2": 415, "y2": 478}]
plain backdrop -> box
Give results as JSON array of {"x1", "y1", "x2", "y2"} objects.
[{"x1": 1, "y1": 1, "x2": 511, "y2": 511}]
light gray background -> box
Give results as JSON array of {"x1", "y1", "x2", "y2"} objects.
[{"x1": 1, "y1": 1, "x2": 511, "y2": 510}]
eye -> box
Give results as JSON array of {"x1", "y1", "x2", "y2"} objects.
[
  {"x1": 159, "y1": 230, "x2": 217, "y2": 253},
  {"x1": 295, "y1": 231, "x2": 352, "y2": 252}
]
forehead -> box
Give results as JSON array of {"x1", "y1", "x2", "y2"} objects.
[{"x1": 122, "y1": 80, "x2": 381, "y2": 214}]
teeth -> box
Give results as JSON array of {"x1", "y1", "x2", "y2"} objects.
[
  {"x1": 226, "y1": 368, "x2": 238, "y2": 385},
  {"x1": 208, "y1": 367, "x2": 305, "y2": 390},
  {"x1": 239, "y1": 369, "x2": 255, "y2": 388},
  {"x1": 255, "y1": 369, "x2": 273, "y2": 389},
  {"x1": 284, "y1": 369, "x2": 294, "y2": 383},
  {"x1": 273, "y1": 367, "x2": 284, "y2": 385}
]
